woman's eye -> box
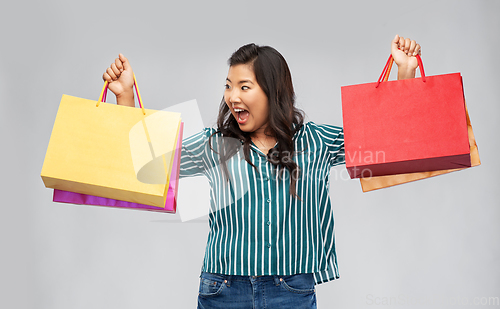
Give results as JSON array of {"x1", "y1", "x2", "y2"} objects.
[
  {"x1": 224, "y1": 84, "x2": 230, "y2": 90},
  {"x1": 241, "y1": 86, "x2": 249, "y2": 90}
]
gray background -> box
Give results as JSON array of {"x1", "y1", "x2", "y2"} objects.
[{"x1": 1, "y1": 0, "x2": 499, "y2": 308}]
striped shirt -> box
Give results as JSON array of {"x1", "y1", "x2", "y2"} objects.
[{"x1": 179, "y1": 121, "x2": 345, "y2": 284}]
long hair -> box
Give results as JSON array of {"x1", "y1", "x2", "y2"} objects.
[{"x1": 212, "y1": 43, "x2": 304, "y2": 197}]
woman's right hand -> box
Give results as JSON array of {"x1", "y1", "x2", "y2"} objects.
[{"x1": 102, "y1": 53, "x2": 135, "y2": 106}]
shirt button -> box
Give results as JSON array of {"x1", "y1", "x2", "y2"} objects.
[
  {"x1": 267, "y1": 221, "x2": 271, "y2": 226},
  {"x1": 267, "y1": 198, "x2": 271, "y2": 203},
  {"x1": 267, "y1": 243, "x2": 271, "y2": 248},
  {"x1": 263, "y1": 176, "x2": 269, "y2": 181}
]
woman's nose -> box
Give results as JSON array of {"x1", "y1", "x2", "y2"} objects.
[{"x1": 229, "y1": 89, "x2": 241, "y2": 103}]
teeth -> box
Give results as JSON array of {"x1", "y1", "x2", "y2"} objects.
[{"x1": 234, "y1": 108, "x2": 245, "y2": 112}]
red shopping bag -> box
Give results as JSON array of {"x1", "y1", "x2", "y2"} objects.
[{"x1": 341, "y1": 55, "x2": 470, "y2": 178}]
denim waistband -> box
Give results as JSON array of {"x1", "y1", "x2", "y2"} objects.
[{"x1": 200, "y1": 271, "x2": 312, "y2": 287}]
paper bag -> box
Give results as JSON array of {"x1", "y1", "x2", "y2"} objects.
[
  {"x1": 341, "y1": 55, "x2": 470, "y2": 178},
  {"x1": 41, "y1": 78, "x2": 181, "y2": 207},
  {"x1": 360, "y1": 102, "x2": 480, "y2": 191}
]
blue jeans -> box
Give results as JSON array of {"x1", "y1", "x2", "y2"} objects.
[{"x1": 197, "y1": 272, "x2": 317, "y2": 309}]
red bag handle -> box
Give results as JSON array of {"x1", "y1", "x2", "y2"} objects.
[{"x1": 376, "y1": 54, "x2": 425, "y2": 88}]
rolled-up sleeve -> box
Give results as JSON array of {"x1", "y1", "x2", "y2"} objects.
[
  {"x1": 179, "y1": 128, "x2": 216, "y2": 178},
  {"x1": 315, "y1": 124, "x2": 345, "y2": 167}
]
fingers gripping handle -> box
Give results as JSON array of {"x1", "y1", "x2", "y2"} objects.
[
  {"x1": 375, "y1": 54, "x2": 426, "y2": 88},
  {"x1": 97, "y1": 74, "x2": 146, "y2": 115}
]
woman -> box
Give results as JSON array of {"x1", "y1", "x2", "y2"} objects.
[{"x1": 103, "y1": 35, "x2": 421, "y2": 309}]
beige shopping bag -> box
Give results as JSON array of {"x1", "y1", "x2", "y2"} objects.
[{"x1": 360, "y1": 102, "x2": 480, "y2": 192}]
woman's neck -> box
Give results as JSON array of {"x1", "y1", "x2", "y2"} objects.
[{"x1": 251, "y1": 129, "x2": 276, "y2": 155}]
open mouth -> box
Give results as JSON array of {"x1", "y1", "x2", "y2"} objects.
[{"x1": 234, "y1": 108, "x2": 250, "y2": 124}]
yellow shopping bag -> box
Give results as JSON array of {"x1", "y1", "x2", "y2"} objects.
[{"x1": 41, "y1": 77, "x2": 181, "y2": 207}]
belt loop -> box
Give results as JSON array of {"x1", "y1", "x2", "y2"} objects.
[
  {"x1": 273, "y1": 275, "x2": 281, "y2": 286},
  {"x1": 225, "y1": 275, "x2": 232, "y2": 287}
]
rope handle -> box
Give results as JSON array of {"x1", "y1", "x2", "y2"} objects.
[
  {"x1": 376, "y1": 54, "x2": 426, "y2": 88},
  {"x1": 97, "y1": 74, "x2": 146, "y2": 115}
]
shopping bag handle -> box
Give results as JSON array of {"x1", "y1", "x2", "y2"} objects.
[
  {"x1": 97, "y1": 74, "x2": 146, "y2": 115},
  {"x1": 375, "y1": 54, "x2": 425, "y2": 88}
]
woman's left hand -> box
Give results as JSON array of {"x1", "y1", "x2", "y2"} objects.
[{"x1": 391, "y1": 34, "x2": 421, "y2": 80}]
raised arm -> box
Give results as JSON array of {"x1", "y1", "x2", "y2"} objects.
[
  {"x1": 102, "y1": 53, "x2": 135, "y2": 107},
  {"x1": 391, "y1": 34, "x2": 422, "y2": 80}
]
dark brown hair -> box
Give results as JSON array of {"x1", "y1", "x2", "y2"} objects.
[{"x1": 212, "y1": 43, "x2": 304, "y2": 196}]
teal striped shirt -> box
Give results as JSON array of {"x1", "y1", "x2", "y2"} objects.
[{"x1": 179, "y1": 121, "x2": 345, "y2": 284}]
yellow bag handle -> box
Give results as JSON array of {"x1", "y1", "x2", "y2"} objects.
[{"x1": 97, "y1": 74, "x2": 146, "y2": 115}]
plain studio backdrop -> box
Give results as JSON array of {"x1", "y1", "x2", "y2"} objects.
[{"x1": 1, "y1": 0, "x2": 499, "y2": 308}]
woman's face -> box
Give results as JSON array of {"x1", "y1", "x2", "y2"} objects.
[{"x1": 224, "y1": 63, "x2": 269, "y2": 135}]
